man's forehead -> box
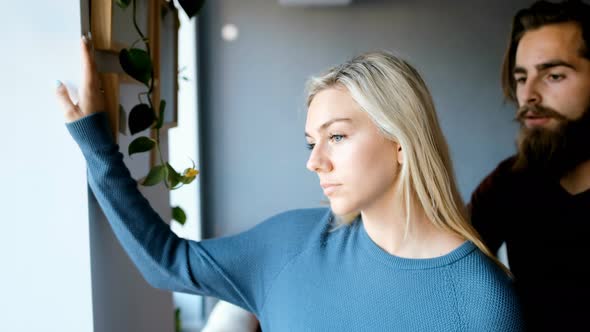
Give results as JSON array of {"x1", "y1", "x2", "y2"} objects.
[{"x1": 516, "y1": 22, "x2": 584, "y2": 66}]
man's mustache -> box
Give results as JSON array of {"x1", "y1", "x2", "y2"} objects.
[{"x1": 515, "y1": 105, "x2": 567, "y2": 122}]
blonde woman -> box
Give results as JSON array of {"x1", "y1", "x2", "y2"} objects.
[{"x1": 57, "y1": 36, "x2": 523, "y2": 331}]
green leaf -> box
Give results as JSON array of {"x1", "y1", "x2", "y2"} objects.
[
  {"x1": 142, "y1": 165, "x2": 167, "y2": 186},
  {"x1": 119, "y1": 48, "x2": 153, "y2": 86},
  {"x1": 175, "y1": 307, "x2": 182, "y2": 332},
  {"x1": 172, "y1": 206, "x2": 187, "y2": 225},
  {"x1": 154, "y1": 100, "x2": 166, "y2": 129},
  {"x1": 128, "y1": 103, "x2": 155, "y2": 135},
  {"x1": 115, "y1": 0, "x2": 131, "y2": 9},
  {"x1": 166, "y1": 162, "x2": 181, "y2": 188},
  {"x1": 128, "y1": 136, "x2": 156, "y2": 156}
]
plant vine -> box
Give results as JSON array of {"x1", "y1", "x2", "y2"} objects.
[{"x1": 115, "y1": 0, "x2": 203, "y2": 225}]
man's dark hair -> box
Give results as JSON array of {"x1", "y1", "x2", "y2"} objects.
[{"x1": 501, "y1": 0, "x2": 590, "y2": 103}]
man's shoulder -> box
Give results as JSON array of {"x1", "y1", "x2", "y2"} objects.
[
  {"x1": 476, "y1": 155, "x2": 519, "y2": 190},
  {"x1": 489, "y1": 155, "x2": 518, "y2": 179},
  {"x1": 469, "y1": 155, "x2": 522, "y2": 207}
]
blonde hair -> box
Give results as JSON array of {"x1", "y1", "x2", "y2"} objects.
[{"x1": 306, "y1": 51, "x2": 509, "y2": 274}]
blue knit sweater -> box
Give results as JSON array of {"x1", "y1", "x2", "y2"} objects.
[{"x1": 67, "y1": 112, "x2": 523, "y2": 331}]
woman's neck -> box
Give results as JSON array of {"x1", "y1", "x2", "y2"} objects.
[{"x1": 361, "y1": 199, "x2": 464, "y2": 258}]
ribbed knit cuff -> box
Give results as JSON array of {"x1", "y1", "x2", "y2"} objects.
[{"x1": 66, "y1": 112, "x2": 114, "y2": 151}]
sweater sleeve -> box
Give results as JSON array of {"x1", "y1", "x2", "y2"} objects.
[{"x1": 66, "y1": 112, "x2": 315, "y2": 313}]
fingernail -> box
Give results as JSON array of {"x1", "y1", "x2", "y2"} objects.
[
  {"x1": 56, "y1": 80, "x2": 62, "y2": 88},
  {"x1": 82, "y1": 32, "x2": 92, "y2": 43}
]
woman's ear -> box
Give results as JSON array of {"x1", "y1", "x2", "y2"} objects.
[{"x1": 396, "y1": 144, "x2": 404, "y2": 165}]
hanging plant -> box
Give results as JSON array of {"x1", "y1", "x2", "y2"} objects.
[{"x1": 116, "y1": 0, "x2": 204, "y2": 225}]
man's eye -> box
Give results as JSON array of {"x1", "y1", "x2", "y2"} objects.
[
  {"x1": 548, "y1": 74, "x2": 565, "y2": 82},
  {"x1": 514, "y1": 77, "x2": 526, "y2": 84},
  {"x1": 330, "y1": 134, "x2": 345, "y2": 143}
]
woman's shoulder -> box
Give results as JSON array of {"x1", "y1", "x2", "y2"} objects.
[
  {"x1": 451, "y1": 246, "x2": 512, "y2": 284},
  {"x1": 450, "y1": 247, "x2": 524, "y2": 330},
  {"x1": 237, "y1": 207, "x2": 333, "y2": 245},
  {"x1": 444, "y1": 245, "x2": 516, "y2": 304},
  {"x1": 263, "y1": 207, "x2": 332, "y2": 226}
]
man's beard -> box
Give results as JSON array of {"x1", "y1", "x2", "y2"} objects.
[{"x1": 513, "y1": 104, "x2": 590, "y2": 178}]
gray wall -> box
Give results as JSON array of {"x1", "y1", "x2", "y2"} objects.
[
  {"x1": 89, "y1": 178, "x2": 175, "y2": 332},
  {"x1": 198, "y1": 0, "x2": 530, "y2": 238}
]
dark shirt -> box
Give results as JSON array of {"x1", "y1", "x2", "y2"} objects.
[{"x1": 470, "y1": 156, "x2": 590, "y2": 331}]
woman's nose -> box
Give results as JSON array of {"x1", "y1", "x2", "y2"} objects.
[{"x1": 306, "y1": 144, "x2": 333, "y2": 173}]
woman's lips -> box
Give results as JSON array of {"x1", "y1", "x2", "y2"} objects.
[{"x1": 321, "y1": 183, "x2": 341, "y2": 196}]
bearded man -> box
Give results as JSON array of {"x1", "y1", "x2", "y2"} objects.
[{"x1": 469, "y1": 1, "x2": 590, "y2": 331}]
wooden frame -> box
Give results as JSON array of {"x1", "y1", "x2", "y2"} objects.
[
  {"x1": 149, "y1": 0, "x2": 180, "y2": 128},
  {"x1": 97, "y1": 71, "x2": 156, "y2": 178},
  {"x1": 118, "y1": 77, "x2": 153, "y2": 178},
  {"x1": 91, "y1": 0, "x2": 150, "y2": 53},
  {"x1": 98, "y1": 72, "x2": 120, "y2": 141},
  {"x1": 92, "y1": 0, "x2": 179, "y2": 127},
  {"x1": 94, "y1": 0, "x2": 180, "y2": 166}
]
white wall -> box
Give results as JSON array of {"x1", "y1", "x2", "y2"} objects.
[
  {"x1": 0, "y1": 1, "x2": 94, "y2": 331},
  {"x1": 0, "y1": 1, "x2": 177, "y2": 331},
  {"x1": 170, "y1": 9, "x2": 205, "y2": 331}
]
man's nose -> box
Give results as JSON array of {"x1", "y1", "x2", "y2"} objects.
[{"x1": 519, "y1": 79, "x2": 542, "y2": 106}]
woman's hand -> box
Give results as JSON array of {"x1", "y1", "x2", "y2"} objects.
[{"x1": 56, "y1": 34, "x2": 105, "y2": 123}]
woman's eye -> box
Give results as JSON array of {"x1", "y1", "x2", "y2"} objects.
[
  {"x1": 306, "y1": 143, "x2": 315, "y2": 150},
  {"x1": 330, "y1": 134, "x2": 345, "y2": 143}
]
